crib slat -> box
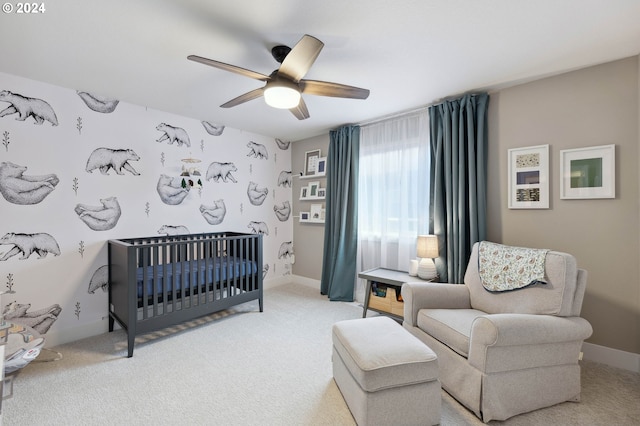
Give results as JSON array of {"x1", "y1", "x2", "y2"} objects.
[
  {"x1": 142, "y1": 246, "x2": 149, "y2": 319},
  {"x1": 170, "y1": 243, "x2": 177, "y2": 313},
  {"x1": 189, "y1": 239, "x2": 196, "y2": 308},
  {"x1": 152, "y1": 245, "x2": 159, "y2": 318}
]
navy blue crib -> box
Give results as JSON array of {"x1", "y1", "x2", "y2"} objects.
[{"x1": 108, "y1": 232, "x2": 263, "y2": 357}]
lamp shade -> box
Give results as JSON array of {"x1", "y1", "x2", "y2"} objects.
[
  {"x1": 263, "y1": 80, "x2": 301, "y2": 109},
  {"x1": 416, "y1": 235, "x2": 439, "y2": 259}
]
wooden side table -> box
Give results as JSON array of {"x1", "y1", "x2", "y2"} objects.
[{"x1": 359, "y1": 267, "x2": 428, "y2": 320}]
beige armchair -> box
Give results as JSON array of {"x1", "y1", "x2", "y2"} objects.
[{"x1": 402, "y1": 242, "x2": 593, "y2": 422}]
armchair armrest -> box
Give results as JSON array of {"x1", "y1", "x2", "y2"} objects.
[
  {"x1": 401, "y1": 282, "x2": 471, "y2": 327},
  {"x1": 468, "y1": 314, "x2": 593, "y2": 373}
]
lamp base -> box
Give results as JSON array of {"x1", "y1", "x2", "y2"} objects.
[{"x1": 417, "y1": 258, "x2": 437, "y2": 280}]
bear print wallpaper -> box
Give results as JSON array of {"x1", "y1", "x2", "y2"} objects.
[{"x1": 0, "y1": 71, "x2": 294, "y2": 347}]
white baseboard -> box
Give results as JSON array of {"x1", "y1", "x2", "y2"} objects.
[
  {"x1": 290, "y1": 274, "x2": 321, "y2": 290},
  {"x1": 263, "y1": 275, "x2": 294, "y2": 290},
  {"x1": 582, "y1": 342, "x2": 640, "y2": 373},
  {"x1": 43, "y1": 319, "x2": 109, "y2": 348}
]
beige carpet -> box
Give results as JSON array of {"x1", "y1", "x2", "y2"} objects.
[{"x1": 3, "y1": 283, "x2": 639, "y2": 425}]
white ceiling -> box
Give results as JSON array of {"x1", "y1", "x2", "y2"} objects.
[{"x1": 1, "y1": 0, "x2": 639, "y2": 141}]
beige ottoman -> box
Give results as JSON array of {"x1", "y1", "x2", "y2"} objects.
[{"x1": 332, "y1": 316, "x2": 440, "y2": 426}]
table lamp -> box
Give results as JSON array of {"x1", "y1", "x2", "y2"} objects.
[{"x1": 417, "y1": 235, "x2": 438, "y2": 280}]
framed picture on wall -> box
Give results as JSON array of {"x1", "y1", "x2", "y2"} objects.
[
  {"x1": 310, "y1": 204, "x2": 323, "y2": 221},
  {"x1": 316, "y1": 157, "x2": 327, "y2": 177},
  {"x1": 507, "y1": 144, "x2": 549, "y2": 209},
  {"x1": 560, "y1": 144, "x2": 615, "y2": 199},
  {"x1": 308, "y1": 181, "x2": 320, "y2": 197},
  {"x1": 304, "y1": 149, "x2": 321, "y2": 176}
]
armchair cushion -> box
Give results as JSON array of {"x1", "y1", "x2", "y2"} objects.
[{"x1": 417, "y1": 308, "x2": 485, "y2": 357}]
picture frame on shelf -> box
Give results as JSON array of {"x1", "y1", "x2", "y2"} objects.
[
  {"x1": 310, "y1": 204, "x2": 323, "y2": 221},
  {"x1": 308, "y1": 181, "x2": 320, "y2": 197},
  {"x1": 304, "y1": 149, "x2": 321, "y2": 176},
  {"x1": 316, "y1": 157, "x2": 327, "y2": 176},
  {"x1": 317, "y1": 188, "x2": 326, "y2": 198},
  {"x1": 300, "y1": 187, "x2": 308, "y2": 199},
  {"x1": 507, "y1": 144, "x2": 549, "y2": 209},
  {"x1": 560, "y1": 144, "x2": 615, "y2": 199},
  {"x1": 300, "y1": 212, "x2": 310, "y2": 222}
]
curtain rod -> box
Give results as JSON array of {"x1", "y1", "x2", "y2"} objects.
[
  {"x1": 356, "y1": 105, "x2": 429, "y2": 127},
  {"x1": 348, "y1": 92, "x2": 485, "y2": 129}
]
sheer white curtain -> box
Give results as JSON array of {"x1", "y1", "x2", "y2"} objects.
[{"x1": 356, "y1": 110, "x2": 430, "y2": 301}]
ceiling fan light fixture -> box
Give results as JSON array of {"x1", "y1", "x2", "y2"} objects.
[{"x1": 264, "y1": 80, "x2": 301, "y2": 109}]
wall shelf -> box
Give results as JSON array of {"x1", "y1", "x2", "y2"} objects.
[{"x1": 297, "y1": 148, "x2": 326, "y2": 225}]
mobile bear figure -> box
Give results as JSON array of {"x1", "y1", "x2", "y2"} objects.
[
  {"x1": 0, "y1": 232, "x2": 61, "y2": 261},
  {"x1": 85, "y1": 148, "x2": 141, "y2": 176},
  {"x1": 156, "y1": 123, "x2": 190, "y2": 147},
  {"x1": 0, "y1": 90, "x2": 58, "y2": 126}
]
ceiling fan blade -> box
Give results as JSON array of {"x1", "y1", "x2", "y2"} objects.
[
  {"x1": 278, "y1": 35, "x2": 324, "y2": 82},
  {"x1": 188, "y1": 55, "x2": 270, "y2": 81},
  {"x1": 301, "y1": 80, "x2": 370, "y2": 99},
  {"x1": 289, "y1": 97, "x2": 310, "y2": 120},
  {"x1": 220, "y1": 88, "x2": 265, "y2": 108}
]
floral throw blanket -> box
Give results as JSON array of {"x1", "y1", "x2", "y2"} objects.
[{"x1": 478, "y1": 241, "x2": 549, "y2": 292}]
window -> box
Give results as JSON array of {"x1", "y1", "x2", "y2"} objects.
[{"x1": 357, "y1": 110, "x2": 430, "y2": 293}]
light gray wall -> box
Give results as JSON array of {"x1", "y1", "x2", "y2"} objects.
[
  {"x1": 291, "y1": 134, "x2": 329, "y2": 281},
  {"x1": 291, "y1": 57, "x2": 640, "y2": 356},
  {"x1": 487, "y1": 56, "x2": 640, "y2": 354}
]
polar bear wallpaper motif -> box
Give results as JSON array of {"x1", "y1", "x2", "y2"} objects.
[
  {"x1": 157, "y1": 174, "x2": 190, "y2": 205},
  {"x1": 0, "y1": 161, "x2": 59, "y2": 204},
  {"x1": 85, "y1": 148, "x2": 141, "y2": 176},
  {"x1": 247, "y1": 141, "x2": 269, "y2": 159},
  {"x1": 157, "y1": 225, "x2": 190, "y2": 236},
  {"x1": 0, "y1": 90, "x2": 58, "y2": 126},
  {"x1": 87, "y1": 265, "x2": 108, "y2": 294},
  {"x1": 76, "y1": 91, "x2": 119, "y2": 114},
  {"x1": 201, "y1": 121, "x2": 225, "y2": 136},
  {"x1": 247, "y1": 181, "x2": 269, "y2": 206},
  {"x1": 0, "y1": 71, "x2": 293, "y2": 348},
  {"x1": 0, "y1": 232, "x2": 61, "y2": 261},
  {"x1": 206, "y1": 161, "x2": 238, "y2": 183},
  {"x1": 156, "y1": 122, "x2": 190, "y2": 147},
  {"x1": 74, "y1": 197, "x2": 122, "y2": 231}
]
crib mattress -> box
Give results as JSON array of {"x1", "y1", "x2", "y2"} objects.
[{"x1": 136, "y1": 257, "x2": 257, "y2": 298}]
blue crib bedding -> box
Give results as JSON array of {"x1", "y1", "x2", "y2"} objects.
[{"x1": 136, "y1": 257, "x2": 258, "y2": 298}]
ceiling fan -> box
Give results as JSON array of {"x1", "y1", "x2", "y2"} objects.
[{"x1": 187, "y1": 34, "x2": 370, "y2": 120}]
